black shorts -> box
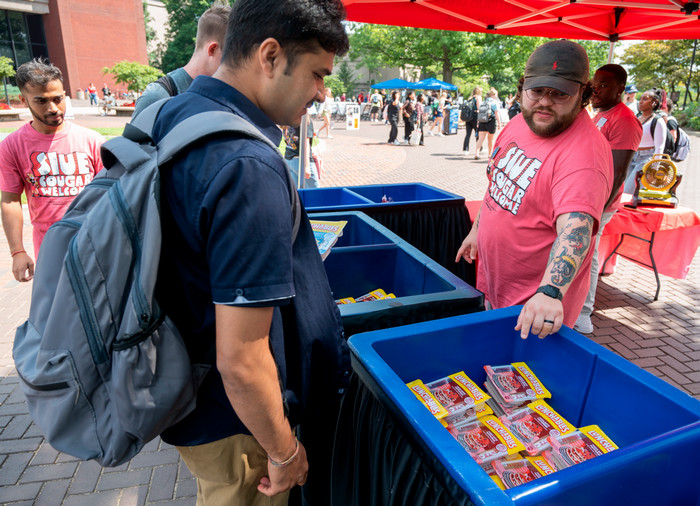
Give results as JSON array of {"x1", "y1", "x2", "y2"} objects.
[
  {"x1": 370, "y1": 106, "x2": 380, "y2": 114},
  {"x1": 478, "y1": 117, "x2": 496, "y2": 134}
]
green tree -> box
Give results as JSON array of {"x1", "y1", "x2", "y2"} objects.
[
  {"x1": 143, "y1": 1, "x2": 159, "y2": 68},
  {"x1": 349, "y1": 25, "x2": 608, "y2": 97},
  {"x1": 336, "y1": 60, "x2": 356, "y2": 96},
  {"x1": 324, "y1": 74, "x2": 345, "y2": 98},
  {"x1": 621, "y1": 39, "x2": 699, "y2": 100},
  {"x1": 102, "y1": 61, "x2": 164, "y2": 93},
  {"x1": 159, "y1": 0, "x2": 230, "y2": 72},
  {"x1": 0, "y1": 56, "x2": 16, "y2": 106}
]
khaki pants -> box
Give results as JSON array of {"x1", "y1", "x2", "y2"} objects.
[{"x1": 177, "y1": 434, "x2": 290, "y2": 506}]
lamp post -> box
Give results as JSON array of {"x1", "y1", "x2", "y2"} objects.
[{"x1": 683, "y1": 39, "x2": 697, "y2": 109}]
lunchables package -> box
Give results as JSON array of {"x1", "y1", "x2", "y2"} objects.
[
  {"x1": 544, "y1": 425, "x2": 618, "y2": 470},
  {"x1": 444, "y1": 402, "x2": 493, "y2": 429},
  {"x1": 406, "y1": 379, "x2": 449, "y2": 420},
  {"x1": 335, "y1": 297, "x2": 356, "y2": 305},
  {"x1": 500, "y1": 400, "x2": 576, "y2": 455},
  {"x1": 355, "y1": 288, "x2": 395, "y2": 302},
  {"x1": 492, "y1": 455, "x2": 557, "y2": 489},
  {"x1": 447, "y1": 415, "x2": 525, "y2": 465},
  {"x1": 484, "y1": 362, "x2": 551, "y2": 406},
  {"x1": 424, "y1": 371, "x2": 490, "y2": 418}
]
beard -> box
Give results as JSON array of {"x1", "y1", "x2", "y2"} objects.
[
  {"x1": 27, "y1": 102, "x2": 64, "y2": 129},
  {"x1": 522, "y1": 102, "x2": 581, "y2": 138}
]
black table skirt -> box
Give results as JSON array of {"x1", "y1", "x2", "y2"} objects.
[{"x1": 331, "y1": 373, "x2": 475, "y2": 506}]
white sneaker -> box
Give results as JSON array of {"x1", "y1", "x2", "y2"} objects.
[
  {"x1": 428, "y1": 131, "x2": 434, "y2": 136},
  {"x1": 573, "y1": 314, "x2": 594, "y2": 334},
  {"x1": 438, "y1": 132, "x2": 444, "y2": 137},
  {"x1": 393, "y1": 140, "x2": 400, "y2": 145}
]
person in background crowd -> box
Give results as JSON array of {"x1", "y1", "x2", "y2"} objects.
[
  {"x1": 387, "y1": 90, "x2": 400, "y2": 145},
  {"x1": 415, "y1": 92, "x2": 426, "y2": 146},
  {"x1": 284, "y1": 116, "x2": 319, "y2": 189},
  {"x1": 101, "y1": 83, "x2": 111, "y2": 99},
  {"x1": 86, "y1": 82, "x2": 98, "y2": 106},
  {"x1": 149, "y1": 0, "x2": 351, "y2": 503},
  {"x1": 462, "y1": 86, "x2": 482, "y2": 155},
  {"x1": 357, "y1": 90, "x2": 365, "y2": 103},
  {"x1": 0, "y1": 59, "x2": 103, "y2": 282},
  {"x1": 574, "y1": 64, "x2": 642, "y2": 334},
  {"x1": 369, "y1": 88, "x2": 383, "y2": 122},
  {"x1": 508, "y1": 91, "x2": 522, "y2": 119},
  {"x1": 402, "y1": 90, "x2": 416, "y2": 144},
  {"x1": 316, "y1": 87, "x2": 334, "y2": 139},
  {"x1": 133, "y1": 4, "x2": 230, "y2": 118},
  {"x1": 472, "y1": 88, "x2": 501, "y2": 159},
  {"x1": 665, "y1": 100, "x2": 679, "y2": 142},
  {"x1": 623, "y1": 88, "x2": 668, "y2": 194},
  {"x1": 624, "y1": 84, "x2": 638, "y2": 115},
  {"x1": 456, "y1": 40, "x2": 613, "y2": 338},
  {"x1": 428, "y1": 91, "x2": 446, "y2": 136}
]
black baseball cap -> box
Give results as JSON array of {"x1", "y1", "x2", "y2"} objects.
[{"x1": 523, "y1": 40, "x2": 589, "y2": 96}]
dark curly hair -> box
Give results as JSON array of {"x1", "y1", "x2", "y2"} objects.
[
  {"x1": 223, "y1": 0, "x2": 349, "y2": 73},
  {"x1": 16, "y1": 58, "x2": 63, "y2": 90},
  {"x1": 643, "y1": 88, "x2": 663, "y2": 111}
]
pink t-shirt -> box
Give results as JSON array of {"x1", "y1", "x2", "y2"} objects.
[
  {"x1": 478, "y1": 110, "x2": 613, "y2": 326},
  {"x1": 0, "y1": 122, "x2": 104, "y2": 252},
  {"x1": 592, "y1": 102, "x2": 642, "y2": 211}
]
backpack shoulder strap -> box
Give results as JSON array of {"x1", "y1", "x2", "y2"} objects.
[
  {"x1": 155, "y1": 74, "x2": 178, "y2": 97},
  {"x1": 650, "y1": 116, "x2": 658, "y2": 140},
  {"x1": 157, "y1": 111, "x2": 302, "y2": 242}
]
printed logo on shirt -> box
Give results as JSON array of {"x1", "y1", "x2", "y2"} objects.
[
  {"x1": 486, "y1": 142, "x2": 542, "y2": 215},
  {"x1": 595, "y1": 117, "x2": 608, "y2": 130},
  {"x1": 27, "y1": 151, "x2": 94, "y2": 197}
]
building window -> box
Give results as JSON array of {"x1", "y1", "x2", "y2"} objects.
[{"x1": 0, "y1": 9, "x2": 49, "y2": 84}]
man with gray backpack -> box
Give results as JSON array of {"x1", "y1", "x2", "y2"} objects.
[{"x1": 15, "y1": 1, "x2": 352, "y2": 505}]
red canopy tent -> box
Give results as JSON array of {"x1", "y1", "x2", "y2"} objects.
[{"x1": 342, "y1": 0, "x2": 700, "y2": 41}]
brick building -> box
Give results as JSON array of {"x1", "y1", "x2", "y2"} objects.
[{"x1": 0, "y1": 0, "x2": 147, "y2": 98}]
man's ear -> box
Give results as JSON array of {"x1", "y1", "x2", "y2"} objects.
[
  {"x1": 207, "y1": 42, "x2": 219, "y2": 57},
  {"x1": 18, "y1": 93, "x2": 27, "y2": 106},
  {"x1": 258, "y1": 37, "x2": 283, "y2": 78}
]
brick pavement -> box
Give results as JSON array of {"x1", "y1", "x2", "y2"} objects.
[{"x1": 1, "y1": 107, "x2": 699, "y2": 504}]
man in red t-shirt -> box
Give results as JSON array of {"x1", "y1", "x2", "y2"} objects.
[
  {"x1": 0, "y1": 59, "x2": 103, "y2": 282},
  {"x1": 456, "y1": 40, "x2": 613, "y2": 338},
  {"x1": 573, "y1": 64, "x2": 642, "y2": 333}
]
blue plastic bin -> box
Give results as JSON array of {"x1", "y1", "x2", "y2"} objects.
[
  {"x1": 300, "y1": 183, "x2": 462, "y2": 211},
  {"x1": 348, "y1": 306, "x2": 700, "y2": 505},
  {"x1": 309, "y1": 212, "x2": 483, "y2": 337},
  {"x1": 302, "y1": 184, "x2": 476, "y2": 286}
]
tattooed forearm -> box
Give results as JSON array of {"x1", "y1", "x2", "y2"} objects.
[{"x1": 544, "y1": 213, "x2": 594, "y2": 289}]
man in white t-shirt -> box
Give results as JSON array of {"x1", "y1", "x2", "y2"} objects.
[
  {"x1": 0, "y1": 59, "x2": 103, "y2": 282},
  {"x1": 456, "y1": 40, "x2": 613, "y2": 338}
]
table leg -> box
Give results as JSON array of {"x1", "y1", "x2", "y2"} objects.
[{"x1": 599, "y1": 232, "x2": 661, "y2": 301}]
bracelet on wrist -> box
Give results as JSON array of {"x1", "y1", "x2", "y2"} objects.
[
  {"x1": 268, "y1": 437, "x2": 299, "y2": 467},
  {"x1": 11, "y1": 249, "x2": 26, "y2": 257}
]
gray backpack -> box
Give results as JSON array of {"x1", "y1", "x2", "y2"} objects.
[{"x1": 13, "y1": 101, "x2": 300, "y2": 467}]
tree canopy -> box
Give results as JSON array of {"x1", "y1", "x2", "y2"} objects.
[
  {"x1": 102, "y1": 61, "x2": 163, "y2": 92},
  {"x1": 158, "y1": 0, "x2": 225, "y2": 73},
  {"x1": 620, "y1": 39, "x2": 699, "y2": 101},
  {"x1": 348, "y1": 24, "x2": 610, "y2": 96}
]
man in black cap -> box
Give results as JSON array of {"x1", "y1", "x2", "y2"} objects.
[
  {"x1": 624, "y1": 84, "x2": 639, "y2": 115},
  {"x1": 456, "y1": 40, "x2": 613, "y2": 339}
]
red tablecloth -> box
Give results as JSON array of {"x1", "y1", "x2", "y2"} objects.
[
  {"x1": 466, "y1": 198, "x2": 700, "y2": 280},
  {"x1": 599, "y1": 197, "x2": 700, "y2": 279}
]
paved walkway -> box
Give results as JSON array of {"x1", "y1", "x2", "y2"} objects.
[{"x1": 1, "y1": 106, "x2": 699, "y2": 504}]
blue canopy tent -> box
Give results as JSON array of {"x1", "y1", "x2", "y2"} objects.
[
  {"x1": 370, "y1": 78, "x2": 415, "y2": 89},
  {"x1": 412, "y1": 77, "x2": 458, "y2": 91}
]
